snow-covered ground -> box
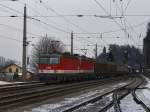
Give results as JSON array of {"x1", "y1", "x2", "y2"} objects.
[
  {"x1": 117, "y1": 75, "x2": 150, "y2": 112},
  {"x1": 23, "y1": 76, "x2": 150, "y2": 112},
  {"x1": 23, "y1": 80, "x2": 130, "y2": 112},
  {"x1": 25, "y1": 89, "x2": 109, "y2": 112},
  {"x1": 107, "y1": 94, "x2": 145, "y2": 112},
  {"x1": 141, "y1": 76, "x2": 150, "y2": 101},
  {"x1": 0, "y1": 81, "x2": 38, "y2": 85},
  {"x1": 0, "y1": 81, "x2": 12, "y2": 85},
  {"x1": 120, "y1": 94, "x2": 145, "y2": 112},
  {"x1": 133, "y1": 75, "x2": 150, "y2": 108}
]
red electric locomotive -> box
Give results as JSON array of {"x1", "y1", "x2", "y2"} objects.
[
  {"x1": 38, "y1": 53, "x2": 95, "y2": 82},
  {"x1": 38, "y1": 52, "x2": 129, "y2": 82}
]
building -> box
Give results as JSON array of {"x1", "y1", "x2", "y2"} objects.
[
  {"x1": 0, "y1": 64, "x2": 34, "y2": 81},
  {"x1": 0, "y1": 64, "x2": 21, "y2": 74}
]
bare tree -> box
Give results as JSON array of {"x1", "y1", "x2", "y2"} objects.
[
  {"x1": 0, "y1": 56, "x2": 16, "y2": 68},
  {"x1": 0, "y1": 56, "x2": 5, "y2": 68},
  {"x1": 30, "y1": 36, "x2": 66, "y2": 71}
]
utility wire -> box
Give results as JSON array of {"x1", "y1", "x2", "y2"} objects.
[
  {"x1": 0, "y1": 4, "x2": 22, "y2": 15},
  {"x1": 114, "y1": 1, "x2": 139, "y2": 46},
  {"x1": 18, "y1": 1, "x2": 72, "y2": 34},
  {"x1": 1, "y1": 14, "x2": 150, "y2": 18},
  {"x1": 93, "y1": 0, "x2": 140, "y2": 46},
  {"x1": 0, "y1": 34, "x2": 22, "y2": 43},
  {"x1": 0, "y1": 3, "x2": 70, "y2": 34},
  {"x1": 0, "y1": 23, "x2": 43, "y2": 37},
  {"x1": 94, "y1": 0, "x2": 125, "y2": 32},
  {"x1": 74, "y1": 18, "x2": 148, "y2": 35},
  {"x1": 39, "y1": 1, "x2": 100, "y2": 45},
  {"x1": 40, "y1": 1, "x2": 90, "y2": 33},
  {"x1": 124, "y1": 0, "x2": 132, "y2": 14}
]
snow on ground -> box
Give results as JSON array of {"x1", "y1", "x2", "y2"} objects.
[
  {"x1": 27, "y1": 88, "x2": 107, "y2": 112},
  {"x1": 119, "y1": 94, "x2": 145, "y2": 112},
  {"x1": 0, "y1": 81, "x2": 12, "y2": 85},
  {"x1": 74, "y1": 94, "x2": 112, "y2": 112},
  {"x1": 141, "y1": 76, "x2": 150, "y2": 101},
  {"x1": 0, "y1": 80, "x2": 39, "y2": 85},
  {"x1": 112, "y1": 82, "x2": 127, "y2": 88},
  {"x1": 133, "y1": 75, "x2": 150, "y2": 108},
  {"x1": 24, "y1": 81, "x2": 130, "y2": 112}
]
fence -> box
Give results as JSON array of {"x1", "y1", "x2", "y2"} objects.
[{"x1": 0, "y1": 73, "x2": 15, "y2": 81}]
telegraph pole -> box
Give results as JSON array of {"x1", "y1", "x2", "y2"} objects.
[
  {"x1": 95, "y1": 43, "x2": 98, "y2": 59},
  {"x1": 22, "y1": 4, "x2": 27, "y2": 80},
  {"x1": 71, "y1": 32, "x2": 73, "y2": 55}
]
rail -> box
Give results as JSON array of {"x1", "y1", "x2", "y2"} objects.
[{"x1": 132, "y1": 80, "x2": 150, "y2": 112}]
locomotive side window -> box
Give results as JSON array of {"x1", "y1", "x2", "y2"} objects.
[{"x1": 49, "y1": 57, "x2": 59, "y2": 64}]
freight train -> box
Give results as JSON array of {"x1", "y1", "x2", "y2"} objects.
[{"x1": 37, "y1": 52, "x2": 129, "y2": 82}]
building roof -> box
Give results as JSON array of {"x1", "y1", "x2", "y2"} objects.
[{"x1": 0, "y1": 63, "x2": 33, "y2": 74}]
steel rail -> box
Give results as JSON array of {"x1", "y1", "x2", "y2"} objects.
[
  {"x1": 132, "y1": 79, "x2": 150, "y2": 112},
  {"x1": 113, "y1": 90, "x2": 122, "y2": 112},
  {"x1": 62, "y1": 77, "x2": 135, "y2": 112},
  {"x1": 0, "y1": 80, "x2": 110, "y2": 110},
  {"x1": 0, "y1": 81, "x2": 41, "y2": 87},
  {"x1": 63, "y1": 76, "x2": 144, "y2": 112},
  {"x1": 98, "y1": 76, "x2": 143, "y2": 112}
]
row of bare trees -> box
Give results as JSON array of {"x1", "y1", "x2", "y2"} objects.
[{"x1": 0, "y1": 56, "x2": 16, "y2": 68}]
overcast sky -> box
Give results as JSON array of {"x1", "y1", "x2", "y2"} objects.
[{"x1": 0, "y1": 0, "x2": 149, "y2": 62}]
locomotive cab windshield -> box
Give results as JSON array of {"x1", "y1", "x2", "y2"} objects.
[{"x1": 39, "y1": 54, "x2": 60, "y2": 64}]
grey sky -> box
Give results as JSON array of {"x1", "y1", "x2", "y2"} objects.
[{"x1": 0, "y1": 0, "x2": 149, "y2": 62}]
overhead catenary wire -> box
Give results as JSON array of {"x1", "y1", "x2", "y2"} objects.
[
  {"x1": 0, "y1": 4, "x2": 22, "y2": 15},
  {"x1": 39, "y1": 1, "x2": 91, "y2": 33},
  {"x1": 37, "y1": 0, "x2": 104, "y2": 46},
  {"x1": 0, "y1": 2, "x2": 145, "y2": 43},
  {"x1": 93, "y1": 0, "x2": 145, "y2": 47},
  {"x1": 0, "y1": 3, "x2": 70, "y2": 35},
  {"x1": 124, "y1": 0, "x2": 132, "y2": 14},
  {"x1": 74, "y1": 17, "x2": 149, "y2": 35},
  {"x1": 1, "y1": 14, "x2": 150, "y2": 18},
  {"x1": 114, "y1": 0, "x2": 140, "y2": 46},
  {"x1": 0, "y1": 1, "x2": 146, "y2": 53},
  {"x1": 0, "y1": 1, "x2": 89, "y2": 55},
  {"x1": 0, "y1": 34, "x2": 22, "y2": 43},
  {"x1": 18, "y1": 1, "x2": 72, "y2": 34},
  {"x1": 0, "y1": 23, "x2": 44, "y2": 37},
  {"x1": 93, "y1": 0, "x2": 126, "y2": 35}
]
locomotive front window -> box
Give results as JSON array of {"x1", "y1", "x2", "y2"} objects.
[
  {"x1": 39, "y1": 56, "x2": 60, "y2": 64},
  {"x1": 49, "y1": 57, "x2": 59, "y2": 64},
  {"x1": 39, "y1": 58, "x2": 49, "y2": 64}
]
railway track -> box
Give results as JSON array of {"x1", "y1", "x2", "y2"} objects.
[
  {"x1": 0, "y1": 82, "x2": 46, "y2": 96},
  {"x1": 0, "y1": 78, "x2": 126, "y2": 111},
  {"x1": 0, "y1": 81, "x2": 42, "y2": 87},
  {"x1": 61, "y1": 76, "x2": 144, "y2": 112},
  {"x1": 132, "y1": 81, "x2": 150, "y2": 112}
]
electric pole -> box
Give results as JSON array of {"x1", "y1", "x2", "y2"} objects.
[
  {"x1": 71, "y1": 32, "x2": 73, "y2": 55},
  {"x1": 95, "y1": 43, "x2": 98, "y2": 59},
  {"x1": 22, "y1": 4, "x2": 27, "y2": 80}
]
